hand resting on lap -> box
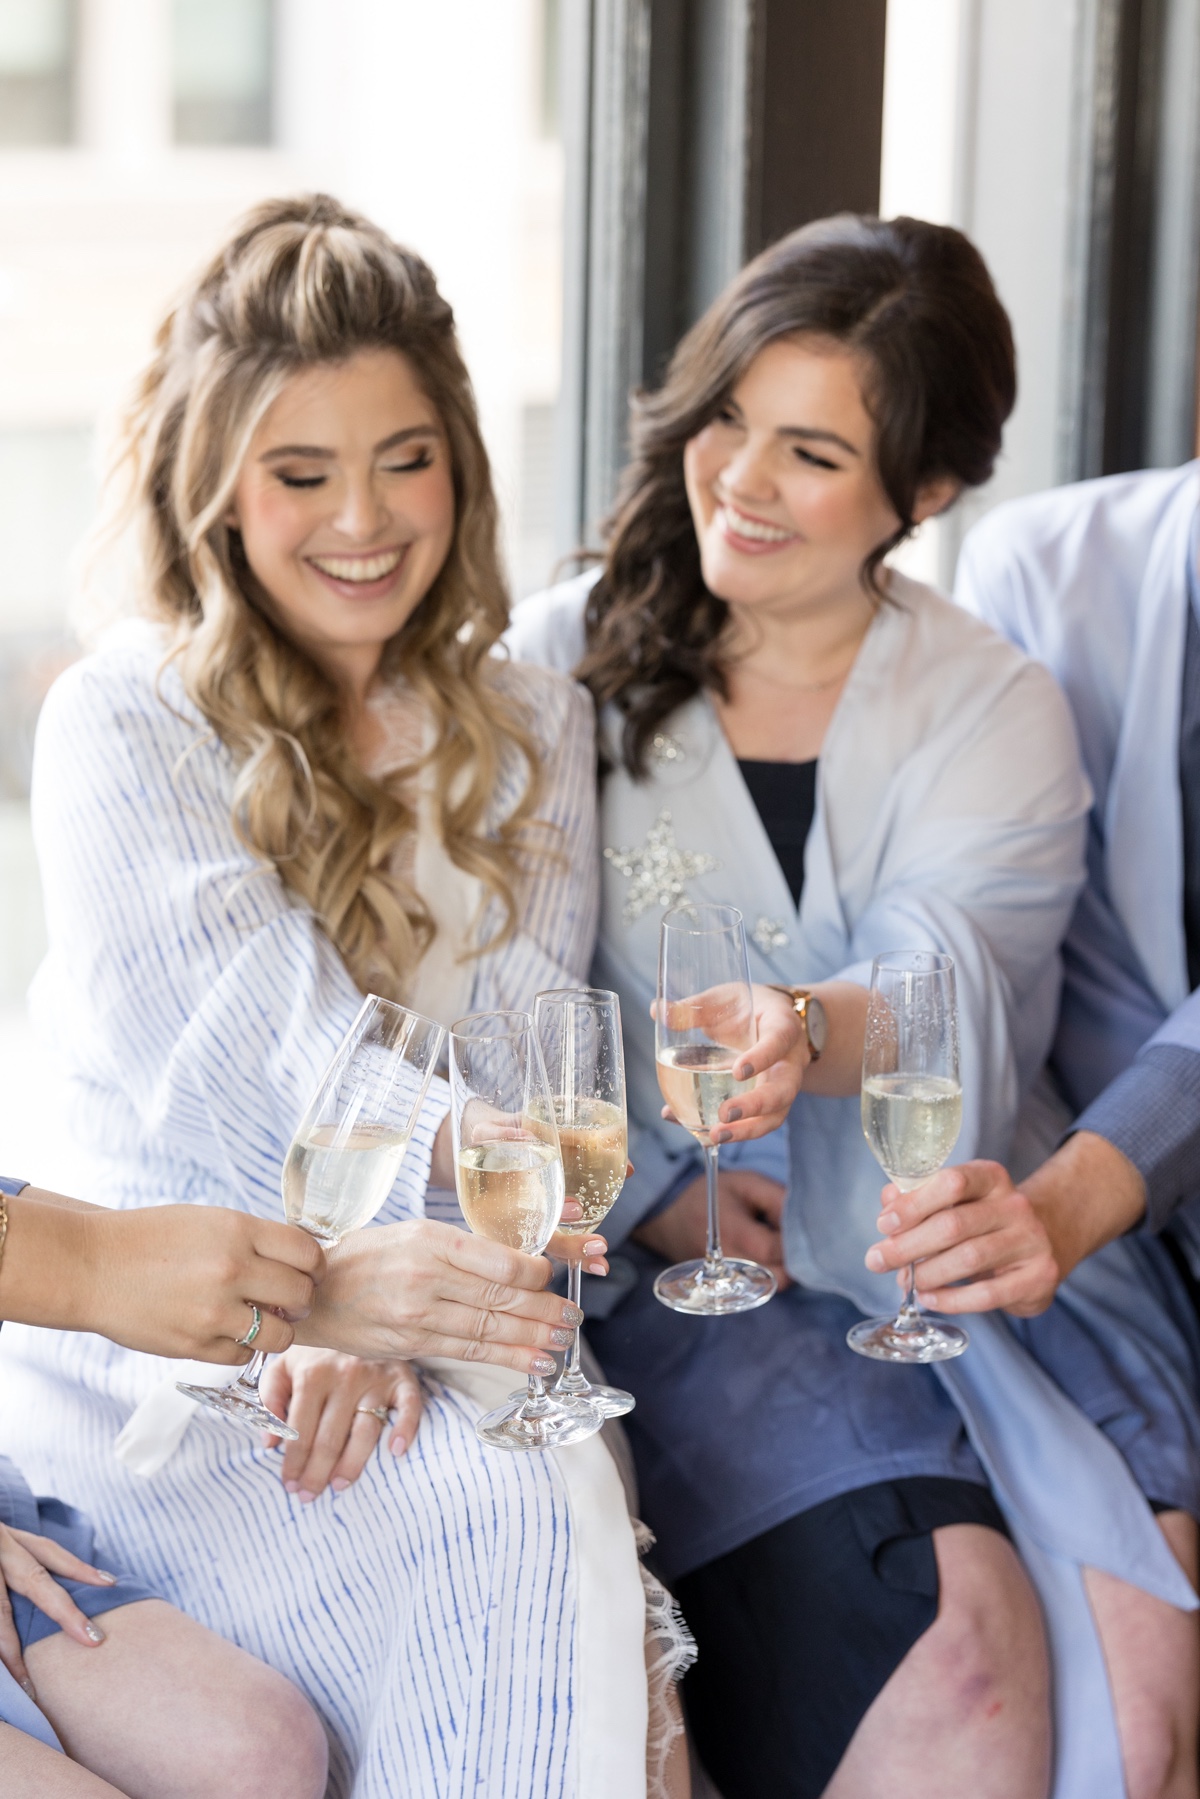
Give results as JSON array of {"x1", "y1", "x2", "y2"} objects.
[{"x1": 635, "y1": 1170, "x2": 790, "y2": 1289}]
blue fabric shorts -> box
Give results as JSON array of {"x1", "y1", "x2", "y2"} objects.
[{"x1": 0, "y1": 1454, "x2": 160, "y2": 1654}]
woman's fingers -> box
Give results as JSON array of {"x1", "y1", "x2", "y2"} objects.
[
  {"x1": 0, "y1": 1582, "x2": 29, "y2": 1692},
  {"x1": 546, "y1": 1229, "x2": 608, "y2": 1273},
  {"x1": 0, "y1": 1533, "x2": 108, "y2": 1651},
  {"x1": 6, "y1": 1530, "x2": 116, "y2": 1590},
  {"x1": 385, "y1": 1366, "x2": 425, "y2": 1459},
  {"x1": 324, "y1": 1365, "x2": 426, "y2": 1490}
]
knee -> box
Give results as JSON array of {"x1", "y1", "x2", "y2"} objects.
[
  {"x1": 923, "y1": 1540, "x2": 1051, "y2": 1739},
  {"x1": 210, "y1": 1667, "x2": 328, "y2": 1799},
  {"x1": 1114, "y1": 1690, "x2": 1191, "y2": 1799}
]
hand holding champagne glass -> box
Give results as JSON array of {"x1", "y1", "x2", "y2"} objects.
[
  {"x1": 847, "y1": 951, "x2": 968, "y2": 1363},
  {"x1": 533, "y1": 988, "x2": 634, "y2": 1418},
  {"x1": 178, "y1": 996, "x2": 445, "y2": 1437},
  {"x1": 449, "y1": 1010, "x2": 604, "y2": 1450},
  {"x1": 653, "y1": 903, "x2": 777, "y2": 1314}
]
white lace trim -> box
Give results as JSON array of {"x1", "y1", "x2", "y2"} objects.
[{"x1": 636, "y1": 1521, "x2": 697, "y2": 1799}]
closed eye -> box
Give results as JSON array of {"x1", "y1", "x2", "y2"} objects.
[
  {"x1": 382, "y1": 452, "x2": 434, "y2": 473},
  {"x1": 793, "y1": 446, "x2": 840, "y2": 471},
  {"x1": 277, "y1": 473, "x2": 327, "y2": 489}
]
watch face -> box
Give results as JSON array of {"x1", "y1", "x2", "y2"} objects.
[{"x1": 806, "y1": 995, "x2": 828, "y2": 1056}]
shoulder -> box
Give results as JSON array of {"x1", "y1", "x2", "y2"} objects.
[
  {"x1": 39, "y1": 620, "x2": 192, "y2": 737},
  {"x1": 956, "y1": 464, "x2": 1198, "y2": 629},
  {"x1": 505, "y1": 568, "x2": 600, "y2": 674},
  {"x1": 885, "y1": 574, "x2": 1079, "y2": 740},
  {"x1": 34, "y1": 623, "x2": 224, "y2": 801},
  {"x1": 484, "y1": 652, "x2": 594, "y2": 759}
]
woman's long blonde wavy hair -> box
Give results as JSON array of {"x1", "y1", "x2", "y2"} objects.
[{"x1": 99, "y1": 193, "x2": 544, "y2": 1002}]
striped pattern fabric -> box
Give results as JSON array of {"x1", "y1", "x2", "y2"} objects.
[{"x1": 0, "y1": 623, "x2": 600, "y2": 1797}]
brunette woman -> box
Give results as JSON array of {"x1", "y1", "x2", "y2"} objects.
[{"x1": 510, "y1": 215, "x2": 1200, "y2": 1799}]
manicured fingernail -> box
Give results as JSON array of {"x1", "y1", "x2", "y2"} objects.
[
  {"x1": 85, "y1": 1623, "x2": 105, "y2": 1644},
  {"x1": 712, "y1": 1130, "x2": 731, "y2": 1145},
  {"x1": 735, "y1": 1065, "x2": 752, "y2": 1081},
  {"x1": 878, "y1": 1212, "x2": 900, "y2": 1235},
  {"x1": 298, "y1": 1490, "x2": 316, "y2": 1505},
  {"x1": 331, "y1": 1478, "x2": 350, "y2": 1493},
  {"x1": 550, "y1": 1327, "x2": 572, "y2": 1348},
  {"x1": 585, "y1": 1260, "x2": 607, "y2": 1276},
  {"x1": 284, "y1": 1479, "x2": 299, "y2": 1495},
  {"x1": 725, "y1": 1106, "x2": 743, "y2": 1122},
  {"x1": 532, "y1": 1355, "x2": 556, "y2": 1375},
  {"x1": 561, "y1": 1304, "x2": 583, "y2": 1326},
  {"x1": 583, "y1": 1238, "x2": 605, "y2": 1255},
  {"x1": 97, "y1": 1570, "x2": 118, "y2": 1585},
  {"x1": 865, "y1": 1246, "x2": 885, "y2": 1271},
  {"x1": 21, "y1": 1677, "x2": 36, "y2": 1699},
  {"x1": 390, "y1": 1435, "x2": 408, "y2": 1457}
]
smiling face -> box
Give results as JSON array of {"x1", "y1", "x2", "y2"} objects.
[
  {"x1": 683, "y1": 335, "x2": 905, "y2": 625},
  {"x1": 228, "y1": 346, "x2": 456, "y2": 694}
]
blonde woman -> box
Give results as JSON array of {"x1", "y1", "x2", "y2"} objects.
[{"x1": 0, "y1": 196, "x2": 776, "y2": 1797}]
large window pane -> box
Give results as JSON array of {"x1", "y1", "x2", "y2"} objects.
[
  {"x1": 0, "y1": 0, "x2": 74, "y2": 146},
  {"x1": 172, "y1": 0, "x2": 273, "y2": 146}
]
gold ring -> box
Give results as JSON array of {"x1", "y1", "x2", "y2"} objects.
[{"x1": 355, "y1": 1405, "x2": 391, "y2": 1424}]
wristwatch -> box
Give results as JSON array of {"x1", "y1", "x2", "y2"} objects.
[{"x1": 767, "y1": 985, "x2": 828, "y2": 1062}]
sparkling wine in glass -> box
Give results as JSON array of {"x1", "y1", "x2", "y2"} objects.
[
  {"x1": 178, "y1": 996, "x2": 445, "y2": 1437},
  {"x1": 653, "y1": 903, "x2": 777, "y2": 1315},
  {"x1": 449, "y1": 1009, "x2": 604, "y2": 1451},
  {"x1": 533, "y1": 988, "x2": 633, "y2": 1418},
  {"x1": 847, "y1": 951, "x2": 968, "y2": 1363}
]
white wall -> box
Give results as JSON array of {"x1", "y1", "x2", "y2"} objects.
[{"x1": 880, "y1": 0, "x2": 1082, "y2": 585}]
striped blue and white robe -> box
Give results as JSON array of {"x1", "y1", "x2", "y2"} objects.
[{"x1": 0, "y1": 621, "x2": 648, "y2": 1799}]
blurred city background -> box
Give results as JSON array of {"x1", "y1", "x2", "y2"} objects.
[{"x1": 1, "y1": 0, "x2": 1196, "y2": 1185}]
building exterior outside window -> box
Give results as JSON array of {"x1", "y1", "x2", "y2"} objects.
[
  {"x1": 172, "y1": 0, "x2": 273, "y2": 147},
  {"x1": 0, "y1": 0, "x2": 75, "y2": 146}
]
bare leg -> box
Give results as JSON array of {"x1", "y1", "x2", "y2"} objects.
[
  {"x1": 25, "y1": 1599, "x2": 327, "y2": 1799},
  {"x1": 824, "y1": 1524, "x2": 1051, "y2": 1799},
  {"x1": 1084, "y1": 1511, "x2": 1200, "y2": 1799},
  {"x1": 0, "y1": 1721, "x2": 130, "y2": 1796}
]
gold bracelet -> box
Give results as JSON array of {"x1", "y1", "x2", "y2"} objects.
[{"x1": 0, "y1": 1191, "x2": 8, "y2": 1280}]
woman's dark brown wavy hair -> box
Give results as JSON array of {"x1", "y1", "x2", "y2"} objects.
[{"x1": 576, "y1": 213, "x2": 1017, "y2": 777}]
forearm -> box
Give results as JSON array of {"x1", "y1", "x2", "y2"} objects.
[
  {"x1": 1022, "y1": 1129, "x2": 1146, "y2": 1279},
  {"x1": 798, "y1": 980, "x2": 869, "y2": 1097},
  {"x1": 1071, "y1": 1045, "x2": 1200, "y2": 1232},
  {"x1": 0, "y1": 1191, "x2": 95, "y2": 1329}
]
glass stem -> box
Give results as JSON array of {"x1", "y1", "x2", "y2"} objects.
[
  {"x1": 895, "y1": 1265, "x2": 922, "y2": 1331},
  {"x1": 704, "y1": 1140, "x2": 722, "y2": 1267},
  {"x1": 233, "y1": 1350, "x2": 267, "y2": 1397},
  {"x1": 523, "y1": 1369, "x2": 553, "y2": 1418},
  {"x1": 553, "y1": 1257, "x2": 590, "y2": 1396}
]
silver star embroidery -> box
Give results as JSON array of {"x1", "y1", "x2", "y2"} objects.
[
  {"x1": 604, "y1": 810, "x2": 720, "y2": 923},
  {"x1": 651, "y1": 731, "x2": 685, "y2": 766},
  {"x1": 752, "y1": 915, "x2": 790, "y2": 953}
]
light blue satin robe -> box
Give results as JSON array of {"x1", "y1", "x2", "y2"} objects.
[{"x1": 510, "y1": 568, "x2": 1200, "y2": 1799}]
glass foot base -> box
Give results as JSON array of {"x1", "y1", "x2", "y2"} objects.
[
  {"x1": 176, "y1": 1380, "x2": 299, "y2": 1441},
  {"x1": 654, "y1": 1256, "x2": 777, "y2": 1315},
  {"x1": 846, "y1": 1314, "x2": 969, "y2": 1363},
  {"x1": 554, "y1": 1380, "x2": 635, "y2": 1419},
  {"x1": 476, "y1": 1395, "x2": 605, "y2": 1452}
]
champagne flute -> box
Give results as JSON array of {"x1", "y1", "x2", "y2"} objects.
[
  {"x1": 847, "y1": 951, "x2": 968, "y2": 1363},
  {"x1": 449, "y1": 1009, "x2": 605, "y2": 1451},
  {"x1": 532, "y1": 987, "x2": 634, "y2": 1418},
  {"x1": 178, "y1": 996, "x2": 445, "y2": 1436},
  {"x1": 653, "y1": 903, "x2": 777, "y2": 1314}
]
